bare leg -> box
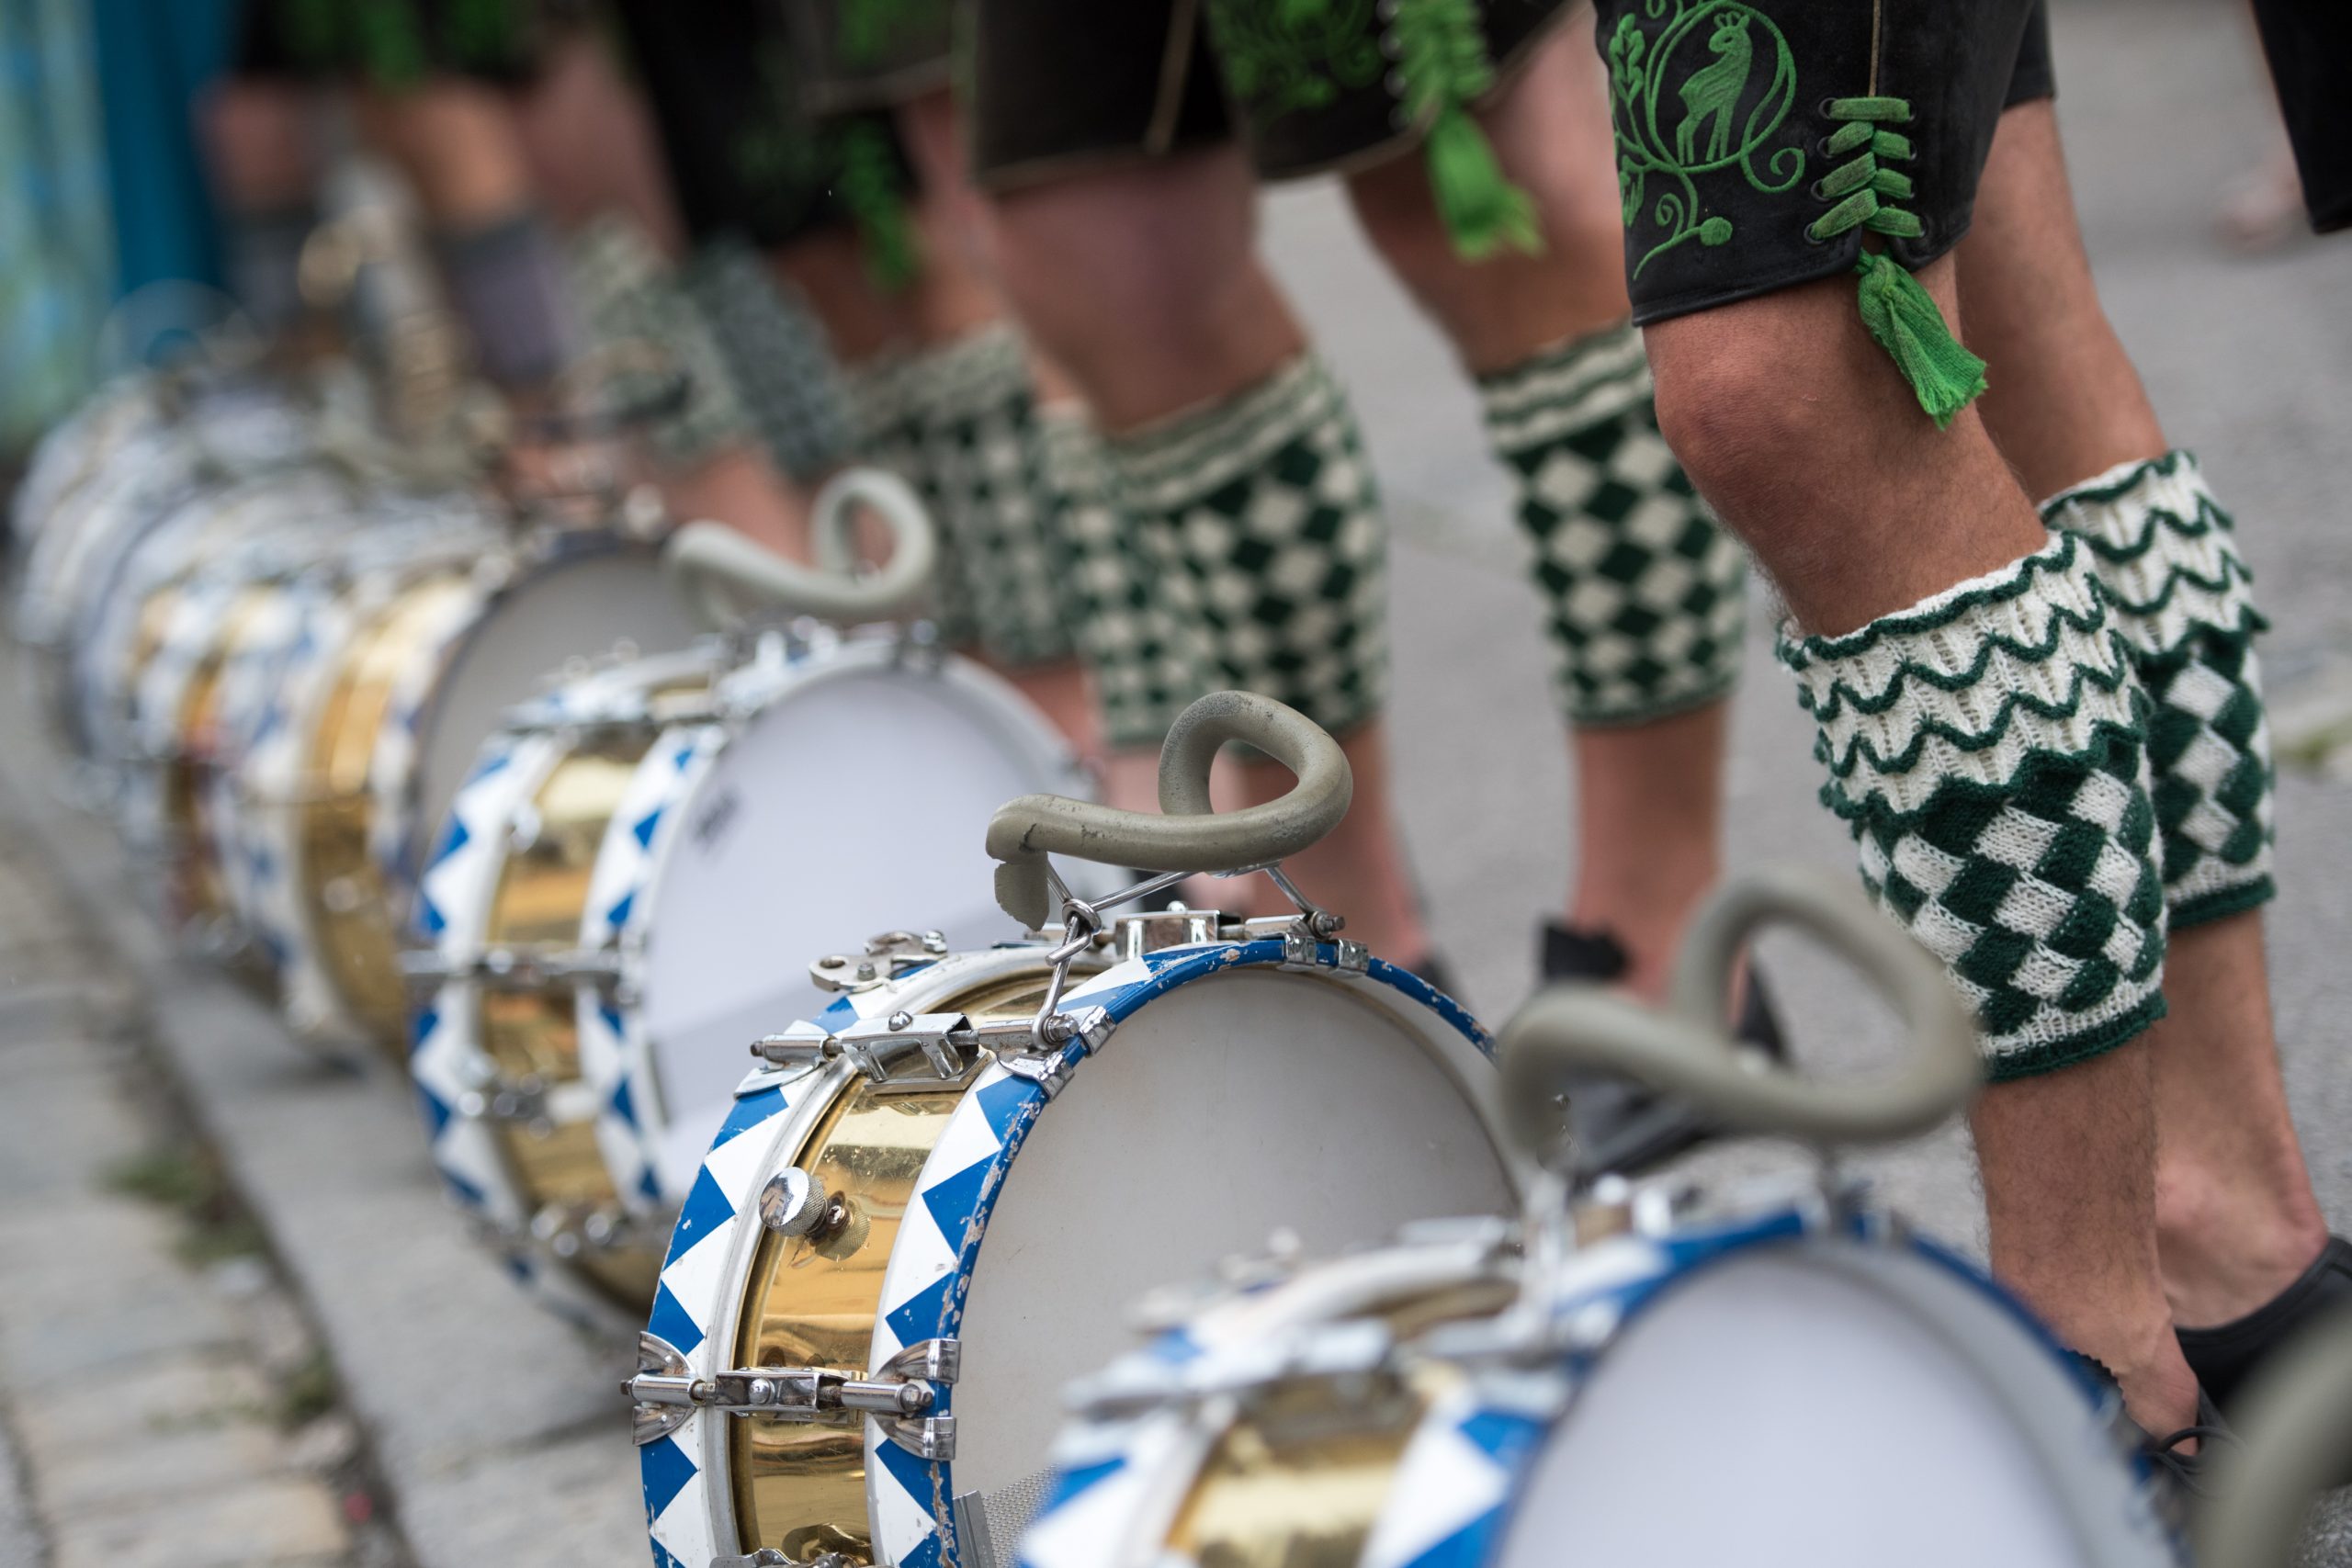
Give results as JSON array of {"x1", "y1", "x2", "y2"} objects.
[
  {"x1": 1345, "y1": 28, "x2": 1726, "y2": 995},
  {"x1": 1645, "y1": 259, "x2": 2200, "y2": 1435},
  {"x1": 1959, "y1": 101, "x2": 2328, "y2": 1329},
  {"x1": 983, "y1": 149, "x2": 1430, "y2": 962}
]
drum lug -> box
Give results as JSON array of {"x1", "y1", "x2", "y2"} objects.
[
  {"x1": 400, "y1": 943, "x2": 626, "y2": 994},
  {"x1": 624, "y1": 1336, "x2": 961, "y2": 1453},
  {"x1": 712, "y1": 1552, "x2": 851, "y2": 1568},
  {"x1": 808, "y1": 929, "x2": 951, "y2": 994},
  {"x1": 1114, "y1": 906, "x2": 1226, "y2": 960}
]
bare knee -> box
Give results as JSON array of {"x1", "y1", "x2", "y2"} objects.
[
  {"x1": 1645, "y1": 310, "x2": 1823, "y2": 540},
  {"x1": 201, "y1": 80, "x2": 321, "y2": 210},
  {"x1": 980, "y1": 150, "x2": 1300, "y2": 426}
]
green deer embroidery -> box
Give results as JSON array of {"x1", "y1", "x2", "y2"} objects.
[
  {"x1": 1675, "y1": 13, "x2": 1754, "y2": 164},
  {"x1": 1608, "y1": 0, "x2": 1804, "y2": 277}
]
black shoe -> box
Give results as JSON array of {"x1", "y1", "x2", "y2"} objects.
[
  {"x1": 1541, "y1": 920, "x2": 1787, "y2": 1178},
  {"x1": 2069, "y1": 1352, "x2": 2237, "y2": 1525},
  {"x1": 2177, "y1": 1235, "x2": 2352, "y2": 1418}
]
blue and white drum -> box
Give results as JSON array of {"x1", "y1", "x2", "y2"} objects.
[
  {"x1": 1014, "y1": 1186, "x2": 2177, "y2": 1568},
  {"x1": 407, "y1": 626, "x2": 1102, "y2": 1320},
  {"x1": 629, "y1": 914, "x2": 1525, "y2": 1568}
]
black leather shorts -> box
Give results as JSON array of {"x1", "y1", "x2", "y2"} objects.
[
  {"x1": 967, "y1": 0, "x2": 1575, "y2": 190},
  {"x1": 1589, "y1": 0, "x2": 2052, "y2": 323},
  {"x1": 609, "y1": 0, "x2": 911, "y2": 250}
]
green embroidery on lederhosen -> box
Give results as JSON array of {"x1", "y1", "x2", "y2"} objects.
[
  {"x1": 1606, "y1": 1, "x2": 1804, "y2": 277},
  {"x1": 1207, "y1": 0, "x2": 1388, "y2": 122},
  {"x1": 838, "y1": 0, "x2": 949, "y2": 67},
  {"x1": 731, "y1": 42, "x2": 920, "y2": 291}
]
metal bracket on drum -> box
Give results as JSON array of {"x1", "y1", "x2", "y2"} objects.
[
  {"x1": 626, "y1": 1332, "x2": 959, "y2": 1459},
  {"x1": 751, "y1": 1007, "x2": 1113, "y2": 1095},
  {"x1": 808, "y1": 929, "x2": 950, "y2": 995},
  {"x1": 398, "y1": 944, "x2": 626, "y2": 994},
  {"x1": 711, "y1": 1551, "x2": 853, "y2": 1568}
]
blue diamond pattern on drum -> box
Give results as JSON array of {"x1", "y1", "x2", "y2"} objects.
[
  {"x1": 413, "y1": 1083, "x2": 452, "y2": 1141},
  {"x1": 608, "y1": 1077, "x2": 638, "y2": 1130},
  {"x1": 712, "y1": 1085, "x2": 786, "y2": 1147},
  {"x1": 639, "y1": 1435, "x2": 697, "y2": 1521},
  {"x1": 645, "y1": 1282, "x2": 703, "y2": 1358},
  {"x1": 884, "y1": 1271, "x2": 954, "y2": 1351},
  {"x1": 639, "y1": 1168, "x2": 662, "y2": 1201},
  {"x1": 647, "y1": 1540, "x2": 686, "y2": 1568},
  {"x1": 631, "y1": 808, "x2": 661, "y2": 849},
  {"x1": 975, "y1": 1073, "x2": 1035, "y2": 1144},
  {"x1": 900, "y1": 1535, "x2": 944, "y2": 1568},
  {"x1": 414, "y1": 893, "x2": 446, "y2": 936},
  {"x1": 409, "y1": 1007, "x2": 438, "y2": 1056},
  {"x1": 427, "y1": 815, "x2": 469, "y2": 868},
  {"x1": 664, "y1": 1168, "x2": 734, "y2": 1267},
  {"x1": 603, "y1": 889, "x2": 635, "y2": 931},
  {"x1": 920, "y1": 1156, "x2": 992, "y2": 1245}
]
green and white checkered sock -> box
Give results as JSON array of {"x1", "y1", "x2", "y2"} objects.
[
  {"x1": 842, "y1": 349, "x2": 976, "y2": 644},
  {"x1": 2042, "y1": 451, "x2": 2274, "y2": 929},
  {"x1": 1108, "y1": 354, "x2": 1387, "y2": 737},
  {"x1": 1480, "y1": 323, "x2": 1747, "y2": 726},
  {"x1": 1780, "y1": 534, "x2": 2169, "y2": 1080},
  {"x1": 676, "y1": 240, "x2": 854, "y2": 485},
  {"x1": 903, "y1": 326, "x2": 1074, "y2": 668},
  {"x1": 561, "y1": 216, "x2": 753, "y2": 469},
  {"x1": 1040, "y1": 408, "x2": 1213, "y2": 750}
]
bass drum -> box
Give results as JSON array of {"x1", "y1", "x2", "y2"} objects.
[
  {"x1": 630, "y1": 919, "x2": 1524, "y2": 1568},
  {"x1": 406, "y1": 627, "x2": 1101, "y2": 1317},
  {"x1": 263, "y1": 525, "x2": 700, "y2": 1048},
  {"x1": 1011, "y1": 1194, "x2": 2177, "y2": 1568}
]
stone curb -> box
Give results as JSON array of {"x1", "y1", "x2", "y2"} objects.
[{"x1": 0, "y1": 646, "x2": 640, "y2": 1568}]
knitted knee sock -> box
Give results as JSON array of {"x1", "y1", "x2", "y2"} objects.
[
  {"x1": 903, "y1": 326, "x2": 1073, "y2": 668},
  {"x1": 560, "y1": 216, "x2": 752, "y2": 469},
  {"x1": 841, "y1": 351, "x2": 975, "y2": 641},
  {"x1": 431, "y1": 209, "x2": 577, "y2": 389},
  {"x1": 1779, "y1": 535, "x2": 2168, "y2": 1079},
  {"x1": 1040, "y1": 407, "x2": 1212, "y2": 750},
  {"x1": 1108, "y1": 354, "x2": 1387, "y2": 737},
  {"x1": 2042, "y1": 451, "x2": 2274, "y2": 928},
  {"x1": 677, "y1": 240, "x2": 854, "y2": 486},
  {"x1": 1480, "y1": 322, "x2": 1747, "y2": 725}
]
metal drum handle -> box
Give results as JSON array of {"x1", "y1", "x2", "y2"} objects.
[
  {"x1": 1499, "y1": 864, "x2": 1980, "y2": 1156},
  {"x1": 663, "y1": 467, "x2": 938, "y2": 629},
  {"x1": 986, "y1": 690, "x2": 1352, "y2": 929},
  {"x1": 2196, "y1": 1310, "x2": 2352, "y2": 1568}
]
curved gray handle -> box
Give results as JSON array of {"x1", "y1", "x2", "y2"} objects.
[
  {"x1": 2195, "y1": 1311, "x2": 2352, "y2": 1568},
  {"x1": 986, "y1": 691, "x2": 1352, "y2": 928},
  {"x1": 663, "y1": 468, "x2": 937, "y2": 629},
  {"x1": 1499, "y1": 864, "x2": 1980, "y2": 1156}
]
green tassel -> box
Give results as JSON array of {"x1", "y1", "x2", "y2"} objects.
[
  {"x1": 836, "y1": 125, "x2": 922, "y2": 293},
  {"x1": 1424, "y1": 107, "x2": 1544, "y2": 262},
  {"x1": 1853, "y1": 254, "x2": 1986, "y2": 429}
]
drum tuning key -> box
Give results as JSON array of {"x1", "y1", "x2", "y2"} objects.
[
  {"x1": 626, "y1": 1330, "x2": 960, "y2": 1460},
  {"x1": 748, "y1": 1005, "x2": 1114, "y2": 1094}
]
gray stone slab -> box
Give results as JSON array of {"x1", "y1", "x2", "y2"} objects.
[{"x1": 0, "y1": 1417, "x2": 42, "y2": 1568}]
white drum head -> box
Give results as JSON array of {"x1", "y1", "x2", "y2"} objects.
[
  {"x1": 953, "y1": 969, "x2": 1515, "y2": 1508},
  {"x1": 1498, "y1": 1244, "x2": 2164, "y2": 1568},
  {"x1": 639, "y1": 666, "x2": 1051, "y2": 1193},
  {"x1": 413, "y1": 547, "x2": 699, "y2": 859}
]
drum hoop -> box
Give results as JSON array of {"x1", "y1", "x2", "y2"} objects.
[{"x1": 1408, "y1": 1219, "x2": 2168, "y2": 1568}]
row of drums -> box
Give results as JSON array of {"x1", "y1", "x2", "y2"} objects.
[{"x1": 11, "y1": 364, "x2": 2321, "y2": 1568}]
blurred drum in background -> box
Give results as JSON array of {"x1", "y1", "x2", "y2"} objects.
[{"x1": 408, "y1": 471, "x2": 1099, "y2": 1317}]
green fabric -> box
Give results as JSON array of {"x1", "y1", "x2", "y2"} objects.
[
  {"x1": 2041, "y1": 452, "x2": 2276, "y2": 924},
  {"x1": 1045, "y1": 411, "x2": 1214, "y2": 749},
  {"x1": 1606, "y1": 3, "x2": 1804, "y2": 279},
  {"x1": 1480, "y1": 324, "x2": 1747, "y2": 726},
  {"x1": 1389, "y1": 0, "x2": 1540, "y2": 259},
  {"x1": 1851, "y1": 253, "x2": 1986, "y2": 428},
  {"x1": 1108, "y1": 355, "x2": 1388, "y2": 737},
  {"x1": 1781, "y1": 535, "x2": 2170, "y2": 1078}
]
